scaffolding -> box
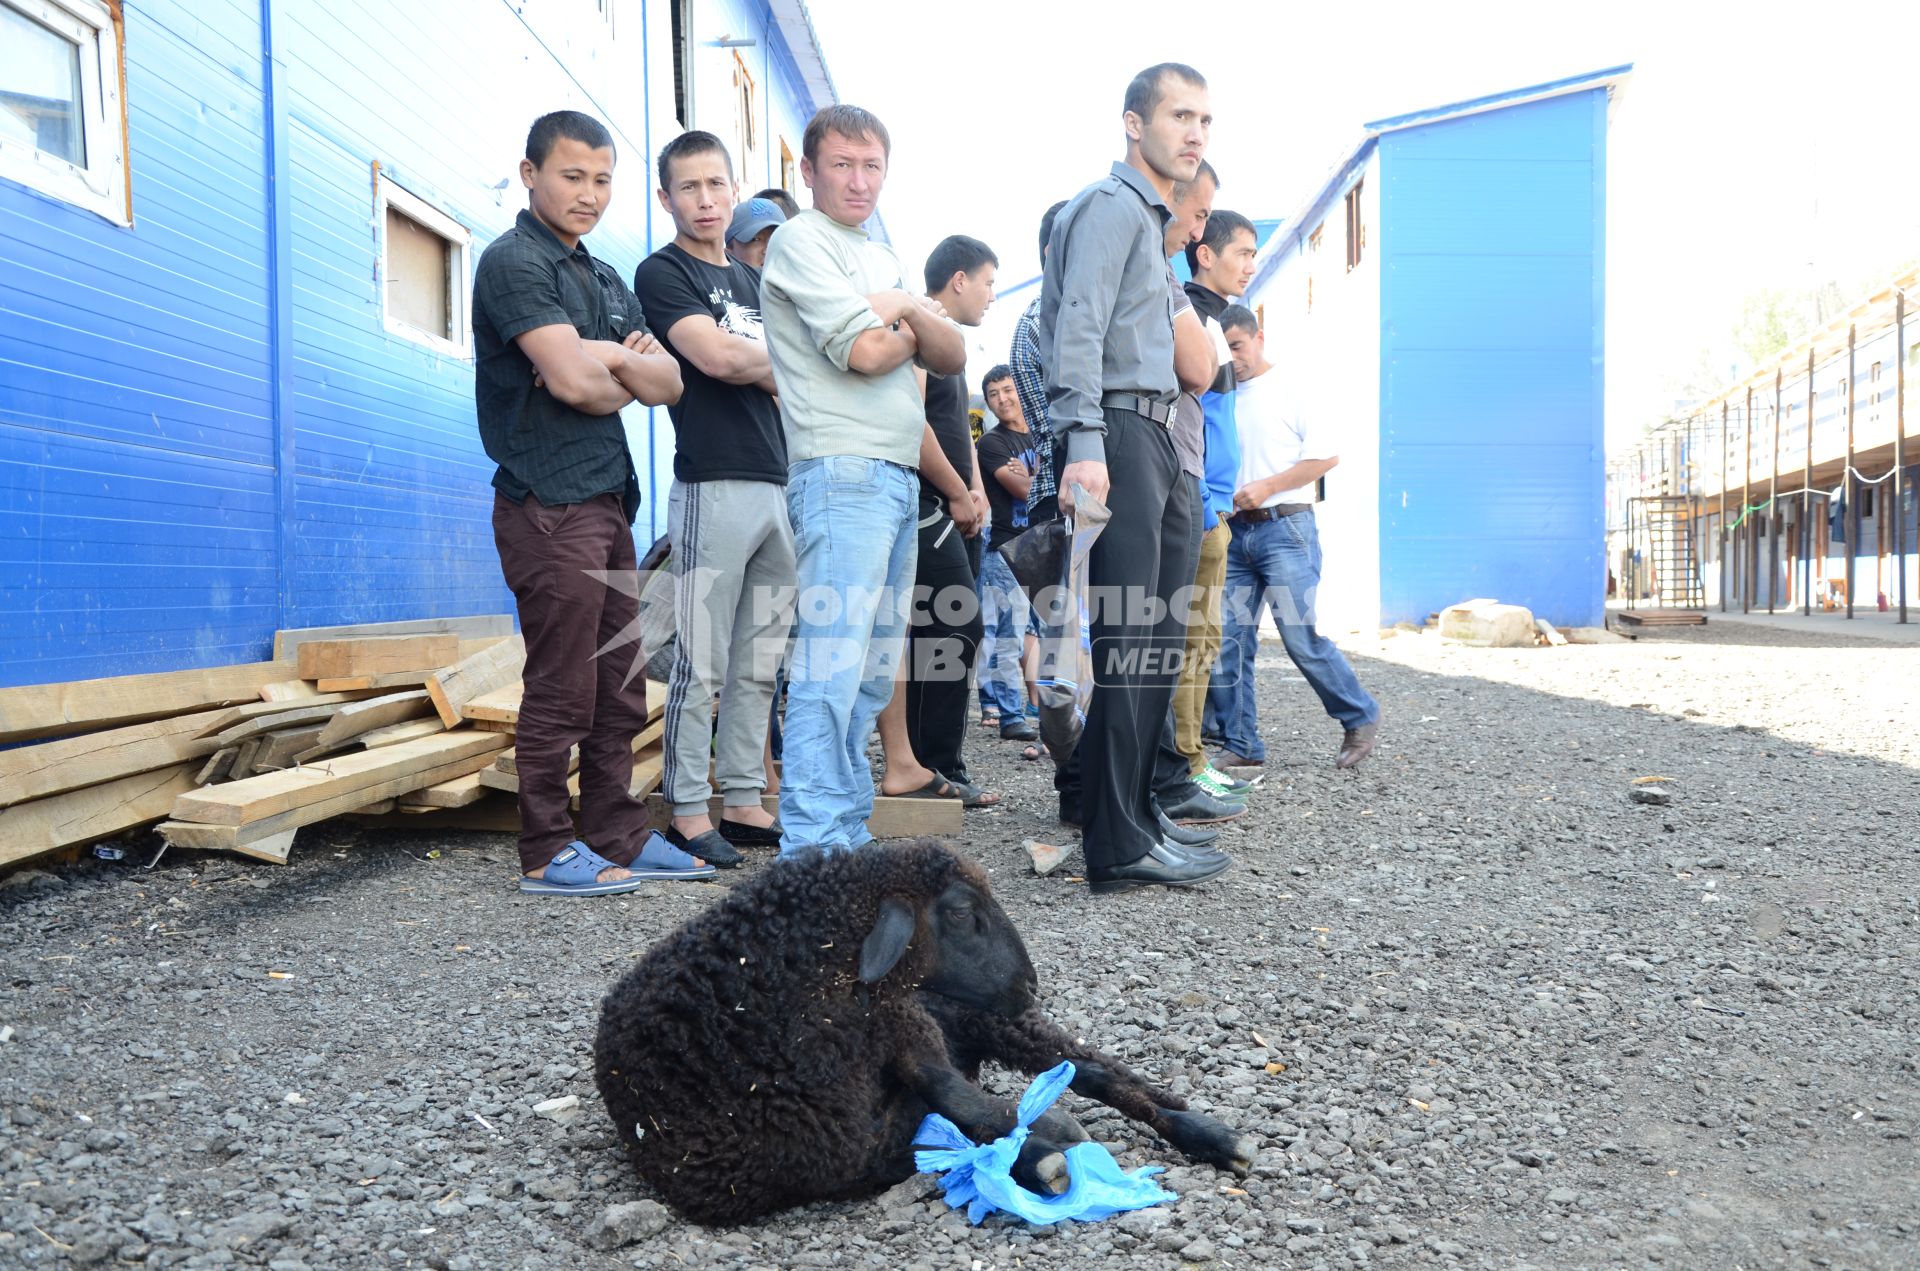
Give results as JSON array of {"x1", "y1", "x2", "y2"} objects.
[
  {"x1": 1607, "y1": 265, "x2": 1916, "y2": 624},
  {"x1": 1624, "y1": 495, "x2": 1706, "y2": 615}
]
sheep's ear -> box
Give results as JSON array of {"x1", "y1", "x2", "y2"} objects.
[{"x1": 858, "y1": 897, "x2": 917, "y2": 984}]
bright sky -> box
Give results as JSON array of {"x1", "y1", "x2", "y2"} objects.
[{"x1": 805, "y1": 0, "x2": 1920, "y2": 450}]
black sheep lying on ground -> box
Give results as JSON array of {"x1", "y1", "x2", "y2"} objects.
[{"x1": 592, "y1": 839, "x2": 1255, "y2": 1224}]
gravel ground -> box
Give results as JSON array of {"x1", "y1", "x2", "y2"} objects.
[{"x1": 3, "y1": 620, "x2": 1917, "y2": 1270}]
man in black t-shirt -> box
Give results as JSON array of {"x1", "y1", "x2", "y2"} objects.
[
  {"x1": 474, "y1": 111, "x2": 684, "y2": 897},
  {"x1": 632, "y1": 131, "x2": 795, "y2": 867},
  {"x1": 871, "y1": 235, "x2": 1002, "y2": 806}
]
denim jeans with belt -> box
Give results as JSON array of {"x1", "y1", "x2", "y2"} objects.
[
  {"x1": 1216, "y1": 509, "x2": 1378, "y2": 761},
  {"x1": 778, "y1": 455, "x2": 918, "y2": 855}
]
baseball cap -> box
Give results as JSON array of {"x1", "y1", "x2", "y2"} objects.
[{"x1": 727, "y1": 197, "x2": 787, "y2": 244}]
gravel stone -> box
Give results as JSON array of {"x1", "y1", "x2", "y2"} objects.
[{"x1": 1, "y1": 621, "x2": 1915, "y2": 1269}]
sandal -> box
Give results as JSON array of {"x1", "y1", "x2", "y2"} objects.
[
  {"x1": 627, "y1": 830, "x2": 718, "y2": 880},
  {"x1": 1020, "y1": 743, "x2": 1044, "y2": 762},
  {"x1": 978, "y1": 710, "x2": 1002, "y2": 731},
  {"x1": 520, "y1": 841, "x2": 646, "y2": 896},
  {"x1": 941, "y1": 775, "x2": 1001, "y2": 809},
  {"x1": 886, "y1": 774, "x2": 964, "y2": 801}
]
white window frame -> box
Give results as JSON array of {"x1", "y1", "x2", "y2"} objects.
[
  {"x1": 0, "y1": 0, "x2": 129, "y2": 225},
  {"x1": 376, "y1": 173, "x2": 472, "y2": 358}
]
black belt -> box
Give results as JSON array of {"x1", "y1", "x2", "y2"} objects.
[
  {"x1": 1230, "y1": 503, "x2": 1313, "y2": 525},
  {"x1": 1101, "y1": 392, "x2": 1175, "y2": 425}
]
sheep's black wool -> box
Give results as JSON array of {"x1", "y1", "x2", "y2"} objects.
[{"x1": 593, "y1": 839, "x2": 1252, "y2": 1225}]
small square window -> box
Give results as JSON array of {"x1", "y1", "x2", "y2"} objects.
[
  {"x1": 376, "y1": 173, "x2": 472, "y2": 357},
  {"x1": 0, "y1": 0, "x2": 129, "y2": 225}
]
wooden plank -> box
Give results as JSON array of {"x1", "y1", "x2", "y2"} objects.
[
  {"x1": 168, "y1": 731, "x2": 509, "y2": 826},
  {"x1": 352, "y1": 717, "x2": 446, "y2": 751},
  {"x1": 461, "y1": 678, "x2": 667, "y2": 727},
  {"x1": 228, "y1": 829, "x2": 296, "y2": 866},
  {"x1": 0, "y1": 660, "x2": 296, "y2": 745},
  {"x1": 315, "y1": 670, "x2": 436, "y2": 692},
  {"x1": 0, "y1": 708, "x2": 224, "y2": 807},
  {"x1": 471, "y1": 720, "x2": 516, "y2": 734},
  {"x1": 397, "y1": 771, "x2": 488, "y2": 809},
  {"x1": 261, "y1": 679, "x2": 332, "y2": 703},
  {"x1": 302, "y1": 691, "x2": 435, "y2": 754},
  {"x1": 193, "y1": 693, "x2": 368, "y2": 738},
  {"x1": 461, "y1": 681, "x2": 523, "y2": 724},
  {"x1": 426, "y1": 635, "x2": 525, "y2": 727},
  {"x1": 0, "y1": 763, "x2": 201, "y2": 868},
  {"x1": 479, "y1": 722, "x2": 662, "y2": 795},
  {"x1": 249, "y1": 723, "x2": 329, "y2": 774},
  {"x1": 495, "y1": 743, "x2": 581, "y2": 778},
  {"x1": 211, "y1": 702, "x2": 353, "y2": 749},
  {"x1": 230, "y1": 738, "x2": 263, "y2": 781},
  {"x1": 628, "y1": 743, "x2": 664, "y2": 801},
  {"x1": 273, "y1": 614, "x2": 514, "y2": 661},
  {"x1": 157, "y1": 750, "x2": 501, "y2": 847},
  {"x1": 195, "y1": 746, "x2": 239, "y2": 786},
  {"x1": 295, "y1": 634, "x2": 461, "y2": 681},
  {"x1": 349, "y1": 796, "x2": 526, "y2": 835}
]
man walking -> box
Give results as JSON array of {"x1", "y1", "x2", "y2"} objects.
[
  {"x1": 1217, "y1": 305, "x2": 1379, "y2": 769},
  {"x1": 473, "y1": 111, "x2": 687, "y2": 895},
  {"x1": 633, "y1": 130, "x2": 794, "y2": 869},
  {"x1": 761, "y1": 105, "x2": 966, "y2": 856},
  {"x1": 1043, "y1": 64, "x2": 1230, "y2": 893}
]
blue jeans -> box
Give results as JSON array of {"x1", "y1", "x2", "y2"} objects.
[
  {"x1": 975, "y1": 545, "x2": 1027, "y2": 721},
  {"x1": 1215, "y1": 511, "x2": 1377, "y2": 761},
  {"x1": 778, "y1": 456, "x2": 918, "y2": 855}
]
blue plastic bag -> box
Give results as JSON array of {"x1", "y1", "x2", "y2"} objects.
[{"x1": 911, "y1": 1061, "x2": 1177, "y2": 1225}]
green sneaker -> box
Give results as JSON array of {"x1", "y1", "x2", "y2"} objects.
[{"x1": 1193, "y1": 767, "x2": 1249, "y2": 801}]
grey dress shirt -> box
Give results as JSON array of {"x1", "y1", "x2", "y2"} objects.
[{"x1": 1039, "y1": 161, "x2": 1176, "y2": 467}]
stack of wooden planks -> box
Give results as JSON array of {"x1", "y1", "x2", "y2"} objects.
[{"x1": 0, "y1": 614, "x2": 961, "y2": 873}]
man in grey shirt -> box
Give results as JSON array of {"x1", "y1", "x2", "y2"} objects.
[{"x1": 1041, "y1": 63, "x2": 1229, "y2": 894}]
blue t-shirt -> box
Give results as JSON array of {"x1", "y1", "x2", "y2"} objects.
[{"x1": 1201, "y1": 388, "x2": 1240, "y2": 522}]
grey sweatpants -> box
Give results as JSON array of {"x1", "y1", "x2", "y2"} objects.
[{"x1": 662, "y1": 478, "x2": 796, "y2": 816}]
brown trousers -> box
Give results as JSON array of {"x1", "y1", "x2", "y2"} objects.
[{"x1": 492, "y1": 491, "x2": 651, "y2": 873}]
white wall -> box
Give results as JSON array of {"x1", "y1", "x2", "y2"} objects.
[{"x1": 1246, "y1": 154, "x2": 1383, "y2": 633}]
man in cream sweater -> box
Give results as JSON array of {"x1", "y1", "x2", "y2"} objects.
[{"x1": 761, "y1": 105, "x2": 967, "y2": 856}]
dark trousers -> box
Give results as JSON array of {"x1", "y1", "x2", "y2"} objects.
[
  {"x1": 1066, "y1": 409, "x2": 1195, "y2": 871},
  {"x1": 1059, "y1": 711, "x2": 1202, "y2": 826},
  {"x1": 905, "y1": 496, "x2": 983, "y2": 782},
  {"x1": 492, "y1": 491, "x2": 652, "y2": 874}
]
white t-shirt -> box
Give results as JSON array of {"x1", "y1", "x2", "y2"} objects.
[{"x1": 1234, "y1": 369, "x2": 1330, "y2": 507}]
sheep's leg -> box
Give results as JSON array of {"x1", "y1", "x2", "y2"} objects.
[
  {"x1": 933, "y1": 1002, "x2": 1256, "y2": 1176},
  {"x1": 906, "y1": 1060, "x2": 1076, "y2": 1196}
]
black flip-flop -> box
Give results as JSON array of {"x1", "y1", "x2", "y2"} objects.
[
  {"x1": 887, "y1": 775, "x2": 962, "y2": 801},
  {"x1": 717, "y1": 816, "x2": 783, "y2": 847}
]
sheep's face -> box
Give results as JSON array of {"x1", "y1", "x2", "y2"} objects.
[{"x1": 918, "y1": 880, "x2": 1038, "y2": 1017}]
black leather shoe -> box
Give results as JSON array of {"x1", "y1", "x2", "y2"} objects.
[
  {"x1": 1161, "y1": 836, "x2": 1229, "y2": 867},
  {"x1": 1336, "y1": 722, "x2": 1378, "y2": 769},
  {"x1": 1088, "y1": 840, "x2": 1231, "y2": 894},
  {"x1": 716, "y1": 816, "x2": 783, "y2": 847},
  {"x1": 664, "y1": 824, "x2": 742, "y2": 868},
  {"x1": 1157, "y1": 808, "x2": 1220, "y2": 847},
  {"x1": 1160, "y1": 788, "x2": 1247, "y2": 826}
]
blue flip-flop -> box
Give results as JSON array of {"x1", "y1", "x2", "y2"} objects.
[
  {"x1": 627, "y1": 830, "x2": 718, "y2": 881},
  {"x1": 520, "y1": 841, "x2": 646, "y2": 896}
]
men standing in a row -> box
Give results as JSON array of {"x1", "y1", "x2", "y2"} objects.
[
  {"x1": 762, "y1": 105, "x2": 967, "y2": 857},
  {"x1": 1217, "y1": 305, "x2": 1379, "y2": 770},
  {"x1": 1043, "y1": 64, "x2": 1230, "y2": 893},
  {"x1": 634, "y1": 130, "x2": 794, "y2": 869},
  {"x1": 473, "y1": 111, "x2": 687, "y2": 895}
]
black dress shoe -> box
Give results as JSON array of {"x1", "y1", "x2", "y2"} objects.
[
  {"x1": 1087, "y1": 840, "x2": 1231, "y2": 894},
  {"x1": 1000, "y1": 720, "x2": 1040, "y2": 742},
  {"x1": 1335, "y1": 722, "x2": 1378, "y2": 769},
  {"x1": 1160, "y1": 788, "x2": 1247, "y2": 826},
  {"x1": 1157, "y1": 808, "x2": 1220, "y2": 847},
  {"x1": 1160, "y1": 837, "x2": 1229, "y2": 867},
  {"x1": 716, "y1": 816, "x2": 783, "y2": 847},
  {"x1": 664, "y1": 824, "x2": 742, "y2": 868}
]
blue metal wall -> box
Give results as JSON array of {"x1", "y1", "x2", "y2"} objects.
[
  {"x1": 0, "y1": 0, "x2": 822, "y2": 688},
  {"x1": 1377, "y1": 88, "x2": 1609, "y2": 627}
]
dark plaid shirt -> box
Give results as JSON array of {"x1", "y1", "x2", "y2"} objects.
[{"x1": 472, "y1": 209, "x2": 644, "y2": 518}]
